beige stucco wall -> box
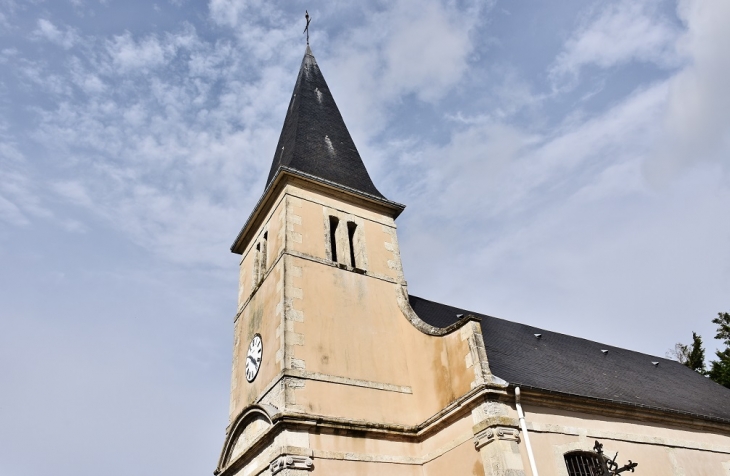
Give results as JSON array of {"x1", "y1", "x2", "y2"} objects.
[
  {"x1": 229, "y1": 179, "x2": 479, "y2": 425},
  {"x1": 283, "y1": 254, "x2": 476, "y2": 424},
  {"x1": 421, "y1": 414, "x2": 486, "y2": 476},
  {"x1": 220, "y1": 174, "x2": 730, "y2": 476},
  {"x1": 219, "y1": 177, "x2": 494, "y2": 475},
  {"x1": 519, "y1": 403, "x2": 730, "y2": 476},
  {"x1": 229, "y1": 192, "x2": 287, "y2": 419}
]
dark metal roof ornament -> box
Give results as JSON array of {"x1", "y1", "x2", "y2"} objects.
[
  {"x1": 593, "y1": 440, "x2": 638, "y2": 475},
  {"x1": 303, "y1": 10, "x2": 311, "y2": 45}
]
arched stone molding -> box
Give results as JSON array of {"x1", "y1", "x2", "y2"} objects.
[{"x1": 216, "y1": 404, "x2": 280, "y2": 473}]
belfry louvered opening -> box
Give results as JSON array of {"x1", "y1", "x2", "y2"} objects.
[
  {"x1": 326, "y1": 214, "x2": 366, "y2": 272},
  {"x1": 564, "y1": 451, "x2": 603, "y2": 476}
]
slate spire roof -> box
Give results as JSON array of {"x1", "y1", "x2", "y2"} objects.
[{"x1": 266, "y1": 46, "x2": 386, "y2": 200}]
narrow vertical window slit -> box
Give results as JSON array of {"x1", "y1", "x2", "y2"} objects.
[
  {"x1": 254, "y1": 242, "x2": 261, "y2": 285},
  {"x1": 347, "y1": 222, "x2": 357, "y2": 268},
  {"x1": 262, "y1": 232, "x2": 268, "y2": 271},
  {"x1": 329, "y1": 216, "x2": 339, "y2": 263}
]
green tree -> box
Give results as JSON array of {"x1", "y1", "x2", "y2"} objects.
[
  {"x1": 708, "y1": 312, "x2": 730, "y2": 388},
  {"x1": 667, "y1": 332, "x2": 706, "y2": 373},
  {"x1": 686, "y1": 332, "x2": 706, "y2": 373},
  {"x1": 712, "y1": 312, "x2": 730, "y2": 345}
]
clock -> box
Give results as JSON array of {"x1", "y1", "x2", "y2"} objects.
[{"x1": 245, "y1": 334, "x2": 263, "y2": 383}]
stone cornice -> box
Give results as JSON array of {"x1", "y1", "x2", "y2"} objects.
[
  {"x1": 216, "y1": 383, "x2": 507, "y2": 476},
  {"x1": 231, "y1": 168, "x2": 405, "y2": 255},
  {"x1": 510, "y1": 385, "x2": 730, "y2": 435}
]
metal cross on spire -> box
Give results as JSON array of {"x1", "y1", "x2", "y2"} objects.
[{"x1": 303, "y1": 10, "x2": 311, "y2": 45}]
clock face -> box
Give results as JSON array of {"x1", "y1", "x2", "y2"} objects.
[{"x1": 245, "y1": 334, "x2": 263, "y2": 383}]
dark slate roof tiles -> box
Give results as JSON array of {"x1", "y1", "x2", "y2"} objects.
[
  {"x1": 266, "y1": 46, "x2": 386, "y2": 200},
  {"x1": 408, "y1": 294, "x2": 730, "y2": 422}
]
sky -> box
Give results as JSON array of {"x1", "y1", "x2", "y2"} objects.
[{"x1": 1, "y1": 0, "x2": 729, "y2": 474}]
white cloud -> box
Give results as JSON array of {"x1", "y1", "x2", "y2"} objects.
[
  {"x1": 17, "y1": 23, "x2": 289, "y2": 265},
  {"x1": 6, "y1": 0, "x2": 725, "y2": 291},
  {"x1": 0, "y1": 0, "x2": 16, "y2": 32},
  {"x1": 208, "y1": 0, "x2": 248, "y2": 28},
  {"x1": 106, "y1": 32, "x2": 173, "y2": 71},
  {"x1": 379, "y1": 0, "x2": 478, "y2": 102},
  {"x1": 53, "y1": 181, "x2": 94, "y2": 207},
  {"x1": 208, "y1": 0, "x2": 282, "y2": 29},
  {"x1": 4, "y1": 0, "x2": 490, "y2": 267},
  {"x1": 392, "y1": 77, "x2": 667, "y2": 222},
  {"x1": 550, "y1": 0, "x2": 679, "y2": 87},
  {"x1": 322, "y1": 0, "x2": 487, "y2": 143},
  {"x1": 645, "y1": 0, "x2": 730, "y2": 182},
  {"x1": 60, "y1": 218, "x2": 88, "y2": 233},
  {"x1": 0, "y1": 48, "x2": 17, "y2": 64},
  {"x1": 16, "y1": 58, "x2": 73, "y2": 96},
  {"x1": 33, "y1": 19, "x2": 79, "y2": 49},
  {"x1": 395, "y1": 73, "x2": 729, "y2": 356},
  {"x1": 0, "y1": 193, "x2": 28, "y2": 226},
  {"x1": 0, "y1": 118, "x2": 48, "y2": 227},
  {"x1": 4, "y1": 0, "x2": 727, "y2": 339},
  {"x1": 0, "y1": 12, "x2": 9, "y2": 31}
]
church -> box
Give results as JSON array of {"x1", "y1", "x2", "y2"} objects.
[{"x1": 213, "y1": 46, "x2": 730, "y2": 476}]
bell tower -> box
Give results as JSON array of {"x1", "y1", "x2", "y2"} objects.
[
  {"x1": 224, "y1": 43, "x2": 407, "y2": 417},
  {"x1": 214, "y1": 46, "x2": 512, "y2": 476}
]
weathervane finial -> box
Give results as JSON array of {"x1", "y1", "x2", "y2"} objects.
[{"x1": 304, "y1": 10, "x2": 311, "y2": 45}]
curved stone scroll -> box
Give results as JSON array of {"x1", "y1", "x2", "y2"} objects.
[
  {"x1": 396, "y1": 284, "x2": 479, "y2": 336},
  {"x1": 474, "y1": 426, "x2": 521, "y2": 450},
  {"x1": 270, "y1": 454, "x2": 314, "y2": 474}
]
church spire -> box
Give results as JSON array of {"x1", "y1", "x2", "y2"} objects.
[{"x1": 266, "y1": 46, "x2": 387, "y2": 200}]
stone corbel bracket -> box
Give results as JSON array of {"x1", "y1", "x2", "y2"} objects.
[
  {"x1": 474, "y1": 426, "x2": 521, "y2": 450},
  {"x1": 270, "y1": 454, "x2": 314, "y2": 474}
]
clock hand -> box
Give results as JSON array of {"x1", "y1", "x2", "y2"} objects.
[{"x1": 247, "y1": 355, "x2": 257, "y2": 366}]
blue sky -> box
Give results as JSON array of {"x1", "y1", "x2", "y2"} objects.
[{"x1": 1, "y1": 0, "x2": 729, "y2": 474}]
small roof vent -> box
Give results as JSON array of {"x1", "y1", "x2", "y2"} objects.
[
  {"x1": 601, "y1": 349, "x2": 608, "y2": 355},
  {"x1": 456, "y1": 314, "x2": 464, "y2": 319},
  {"x1": 534, "y1": 333, "x2": 542, "y2": 339},
  {"x1": 652, "y1": 361, "x2": 659, "y2": 367}
]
